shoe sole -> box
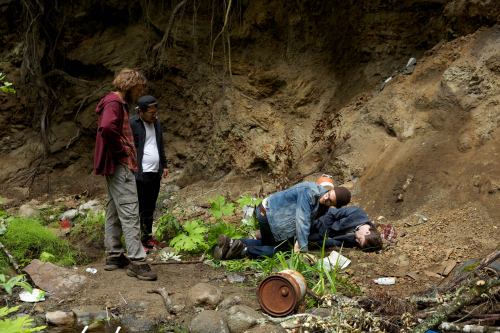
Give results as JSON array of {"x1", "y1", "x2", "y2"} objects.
[
  {"x1": 126, "y1": 269, "x2": 157, "y2": 281},
  {"x1": 226, "y1": 240, "x2": 245, "y2": 259},
  {"x1": 217, "y1": 235, "x2": 231, "y2": 259}
]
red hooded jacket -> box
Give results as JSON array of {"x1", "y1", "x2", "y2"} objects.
[{"x1": 94, "y1": 92, "x2": 138, "y2": 175}]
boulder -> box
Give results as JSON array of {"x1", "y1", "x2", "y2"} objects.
[
  {"x1": 45, "y1": 311, "x2": 74, "y2": 326},
  {"x1": 223, "y1": 304, "x2": 263, "y2": 333},
  {"x1": 72, "y1": 305, "x2": 107, "y2": 326},
  {"x1": 23, "y1": 260, "x2": 86, "y2": 297},
  {"x1": 217, "y1": 295, "x2": 241, "y2": 311},
  {"x1": 189, "y1": 310, "x2": 229, "y2": 333},
  {"x1": 187, "y1": 283, "x2": 223, "y2": 308}
]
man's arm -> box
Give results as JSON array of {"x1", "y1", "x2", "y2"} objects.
[
  {"x1": 98, "y1": 101, "x2": 127, "y2": 158},
  {"x1": 157, "y1": 121, "x2": 168, "y2": 178},
  {"x1": 295, "y1": 190, "x2": 314, "y2": 252}
]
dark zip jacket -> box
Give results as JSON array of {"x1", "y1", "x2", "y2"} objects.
[
  {"x1": 309, "y1": 206, "x2": 373, "y2": 248},
  {"x1": 129, "y1": 114, "x2": 167, "y2": 180}
]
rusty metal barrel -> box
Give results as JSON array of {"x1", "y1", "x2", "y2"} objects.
[{"x1": 257, "y1": 269, "x2": 307, "y2": 317}]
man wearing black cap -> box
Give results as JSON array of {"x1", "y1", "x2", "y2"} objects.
[{"x1": 130, "y1": 95, "x2": 168, "y2": 249}]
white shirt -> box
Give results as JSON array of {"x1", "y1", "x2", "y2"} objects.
[{"x1": 141, "y1": 121, "x2": 160, "y2": 172}]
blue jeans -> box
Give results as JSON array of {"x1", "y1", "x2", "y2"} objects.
[{"x1": 241, "y1": 208, "x2": 294, "y2": 258}]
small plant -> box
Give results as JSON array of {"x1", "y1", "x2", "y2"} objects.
[
  {"x1": 170, "y1": 220, "x2": 209, "y2": 253},
  {"x1": 207, "y1": 221, "x2": 243, "y2": 248},
  {"x1": 236, "y1": 195, "x2": 262, "y2": 209},
  {"x1": 208, "y1": 195, "x2": 235, "y2": 219},
  {"x1": 0, "y1": 73, "x2": 15, "y2": 94},
  {"x1": 154, "y1": 212, "x2": 181, "y2": 241},
  {"x1": 71, "y1": 211, "x2": 105, "y2": 243},
  {"x1": 0, "y1": 306, "x2": 46, "y2": 332},
  {"x1": 0, "y1": 274, "x2": 32, "y2": 295}
]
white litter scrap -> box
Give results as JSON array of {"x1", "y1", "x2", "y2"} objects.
[
  {"x1": 19, "y1": 288, "x2": 46, "y2": 302},
  {"x1": 159, "y1": 249, "x2": 182, "y2": 262},
  {"x1": 85, "y1": 267, "x2": 97, "y2": 274},
  {"x1": 320, "y1": 251, "x2": 351, "y2": 271},
  {"x1": 374, "y1": 277, "x2": 396, "y2": 285}
]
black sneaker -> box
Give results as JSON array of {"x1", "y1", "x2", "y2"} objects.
[
  {"x1": 225, "y1": 239, "x2": 245, "y2": 259},
  {"x1": 126, "y1": 261, "x2": 157, "y2": 281},
  {"x1": 213, "y1": 235, "x2": 231, "y2": 260},
  {"x1": 104, "y1": 253, "x2": 130, "y2": 271}
]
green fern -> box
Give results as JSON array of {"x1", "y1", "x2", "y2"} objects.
[
  {"x1": 0, "y1": 274, "x2": 32, "y2": 295},
  {"x1": 208, "y1": 195, "x2": 235, "y2": 219},
  {"x1": 207, "y1": 222, "x2": 243, "y2": 248},
  {"x1": 170, "y1": 220, "x2": 209, "y2": 253},
  {"x1": 0, "y1": 306, "x2": 45, "y2": 333}
]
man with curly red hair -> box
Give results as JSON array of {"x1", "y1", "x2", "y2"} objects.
[{"x1": 94, "y1": 68, "x2": 157, "y2": 281}]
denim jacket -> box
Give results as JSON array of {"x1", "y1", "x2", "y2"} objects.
[
  {"x1": 309, "y1": 206, "x2": 372, "y2": 248},
  {"x1": 266, "y1": 182, "x2": 329, "y2": 251}
]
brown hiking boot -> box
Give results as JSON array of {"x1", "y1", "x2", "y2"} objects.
[
  {"x1": 104, "y1": 253, "x2": 130, "y2": 271},
  {"x1": 213, "y1": 234, "x2": 231, "y2": 260},
  {"x1": 225, "y1": 239, "x2": 245, "y2": 259},
  {"x1": 126, "y1": 261, "x2": 157, "y2": 281}
]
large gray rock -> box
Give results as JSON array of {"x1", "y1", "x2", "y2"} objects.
[
  {"x1": 244, "y1": 323, "x2": 287, "y2": 333},
  {"x1": 45, "y1": 311, "x2": 74, "y2": 326},
  {"x1": 23, "y1": 260, "x2": 86, "y2": 297},
  {"x1": 120, "y1": 314, "x2": 156, "y2": 332},
  {"x1": 189, "y1": 310, "x2": 229, "y2": 333},
  {"x1": 217, "y1": 295, "x2": 241, "y2": 311},
  {"x1": 60, "y1": 209, "x2": 78, "y2": 221},
  {"x1": 72, "y1": 305, "x2": 107, "y2": 326},
  {"x1": 187, "y1": 283, "x2": 223, "y2": 308},
  {"x1": 223, "y1": 304, "x2": 263, "y2": 333},
  {"x1": 18, "y1": 201, "x2": 39, "y2": 218}
]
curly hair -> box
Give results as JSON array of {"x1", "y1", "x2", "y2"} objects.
[{"x1": 112, "y1": 68, "x2": 147, "y2": 93}]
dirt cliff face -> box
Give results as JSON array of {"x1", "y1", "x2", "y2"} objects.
[{"x1": 0, "y1": 0, "x2": 498, "y2": 197}]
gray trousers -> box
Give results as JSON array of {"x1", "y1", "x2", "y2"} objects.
[{"x1": 104, "y1": 164, "x2": 146, "y2": 260}]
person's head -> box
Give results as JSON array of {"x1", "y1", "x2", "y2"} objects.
[
  {"x1": 355, "y1": 224, "x2": 383, "y2": 252},
  {"x1": 319, "y1": 186, "x2": 351, "y2": 208},
  {"x1": 137, "y1": 95, "x2": 158, "y2": 123},
  {"x1": 316, "y1": 174, "x2": 334, "y2": 190},
  {"x1": 112, "y1": 68, "x2": 147, "y2": 104}
]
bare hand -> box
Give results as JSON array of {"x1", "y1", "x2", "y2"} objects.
[
  {"x1": 162, "y1": 168, "x2": 169, "y2": 178},
  {"x1": 293, "y1": 241, "x2": 301, "y2": 253}
]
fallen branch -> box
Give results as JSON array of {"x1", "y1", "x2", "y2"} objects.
[
  {"x1": 0, "y1": 241, "x2": 21, "y2": 274},
  {"x1": 412, "y1": 278, "x2": 500, "y2": 333},
  {"x1": 147, "y1": 287, "x2": 174, "y2": 313},
  {"x1": 439, "y1": 322, "x2": 500, "y2": 333},
  {"x1": 439, "y1": 250, "x2": 499, "y2": 293}
]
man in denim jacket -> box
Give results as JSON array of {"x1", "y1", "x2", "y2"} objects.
[{"x1": 214, "y1": 182, "x2": 351, "y2": 259}]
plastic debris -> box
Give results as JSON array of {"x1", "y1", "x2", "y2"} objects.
[
  {"x1": 403, "y1": 57, "x2": 417, "y2": 74},
  {"x1": 374, "y1": 277, "x2": 396, "y2": 285},
  {"x1": 158, "y1": 249, "x2": 182, "y2": 262},
  {"x1": 19, "y1": 288, "x2": 46, "y2": 302},
  {"x1": 85, "y1": 267, "x2": 97, "y2": 274},
  {"x1": 321, "y1": 250, "x2": 351, "y2": 271}
]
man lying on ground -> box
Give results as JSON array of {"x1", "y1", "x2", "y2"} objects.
[
  {"x1": 213, "y1": 181, "x2": 351, "y2": 260},
  {"x1": 215, "y1": 206, "x2": 382, "y2": 260}
]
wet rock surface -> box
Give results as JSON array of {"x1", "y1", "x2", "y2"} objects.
[
  {"x1": 23, "y1": 260, "x2": 87, "y2": 297},
  {"x1": 45, "y1": 311, "x2": 75, "y2": 326}
]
